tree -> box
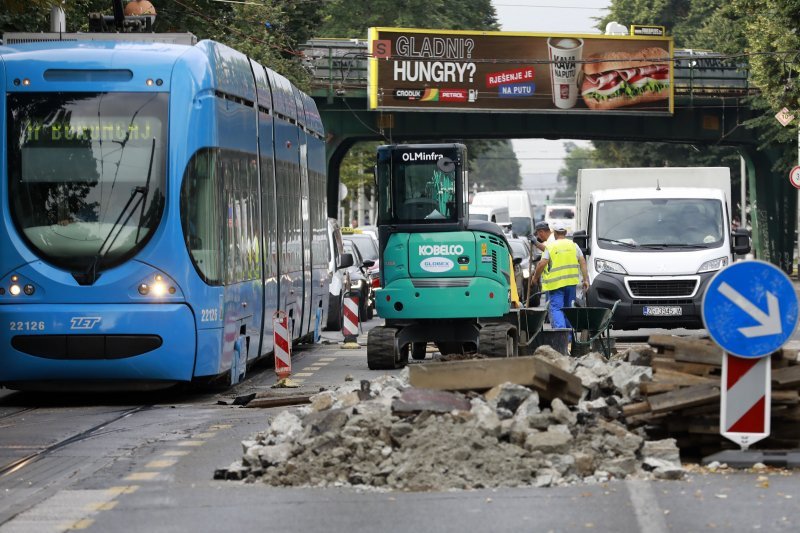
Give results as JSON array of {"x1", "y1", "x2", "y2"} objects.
[{"x1": 557, "y1": 142, "x2": 602, "y2": 195}]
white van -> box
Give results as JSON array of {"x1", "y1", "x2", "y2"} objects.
[
  {"x1": 544, "y1": 204, "x2": 576, "y2": 235},
  {"x1": 468, "y1": 204, "x2": 510, "y2": 224},
  {"x1": 573, "y1": 167, "x2": 750, "y2": 330},
  {"x1": 472, "y1": 190, "x2": 534, "y2": 236}
]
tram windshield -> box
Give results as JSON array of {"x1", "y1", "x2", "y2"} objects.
[{"x1": 7, "y1": 92, "x2": 168, "y2": 274}]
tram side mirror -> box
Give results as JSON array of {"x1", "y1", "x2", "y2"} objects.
[
  {"x1": 731, "y1": 228, "x2": 751, "y2": 255},
  {"x1": 338, "y1": 253, "x2": 354, "y2": 270},
  {"x1": 572, "y1": 230, "x2": 590, "y2": 255}
]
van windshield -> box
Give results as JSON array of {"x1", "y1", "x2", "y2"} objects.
[
  {"x1": 596, "y1": 198, "x2": 724, "y2": 249},
  {"x1": 511, "y1": 216, "x2": 532, "y2": 237}
]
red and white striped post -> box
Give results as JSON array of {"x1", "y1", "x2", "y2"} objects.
[
  {"x1": 273, "y1": 310, "x2": 291, "y2": 379},
  {"x1": 342, "y1": 293, "x2": 360, "y2": 344},
  {"x1": 721, "y1": 353, "x2": 771, "y2": 449}
]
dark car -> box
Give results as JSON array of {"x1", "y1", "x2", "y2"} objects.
[
  {"x1": 342, "y1": 230, "x2": 381, "y2": 307},
  {"x1": 343, "y1": 240, "x2": 375, "y2": 321}
]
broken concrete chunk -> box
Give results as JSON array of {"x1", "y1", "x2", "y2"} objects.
[
  {"x1": 524, "y1": 430, "x2": 572, "y2": 454},
  {"x1": 551, "y1": 398, "x2": 578, "y2": 426},
  {"x1": 309, "y1": 391, "x2": 335, "y2": 412},
  {"x1": 268, "y1": 410, "x2": 303, "y2": 444},
  {"x1": 484, "y1": 382, "x2": 533, "y2": 414},
  {"x1": 259, "y1": 442, "x2": 293, "y2": 466},
  {"x1": 392, "y1": 388, "x2": 471, "y2": 414}
]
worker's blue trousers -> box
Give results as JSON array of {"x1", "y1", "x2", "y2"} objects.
[{"x1": 548, "y1": 285, "x2": 576, "y2": 330}]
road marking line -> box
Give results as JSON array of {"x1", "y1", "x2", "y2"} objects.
[
  {"x1": 626, "y1": 479, "x2": 669, "y2": 533},
  {"x1": 294, "y1": 372, "x2": 314, "y2": 377},
  {"x1": 124, "y1": 472, "x2": 159, "y2": 481},
  {"x1": 108, "y1": 485, "x2": 139, "y2": 495},
  {"x1": 318, "y1": 357, "x2": 335, "y2": 362},
  {"x1": 68, "y1": 518, "x2": 95, "y2": 530},
  {"x1": 209, "y1": 424, "x2": 232, "y2": 430},
  {"x1": 177, "y1": 440, "x2": 205, "y2": 447},
  {"x1": 146, "y1": 459, "x2": 177, "y2": 469},
  {"x1": 194, "y1": 432, "x2": 217, "y2": 438},
  {"x1": 85, "y1": 501, "x2": 118, "y2": 512},
  {"x1": 291, "y1": 378, "x2": 306, "y2": 383},
  {"x1": 162, "y1": 450, "x2": 191, "y2": 457}
]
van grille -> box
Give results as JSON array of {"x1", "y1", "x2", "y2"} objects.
[{"x1": 628, "y1": 279, "x2": 698, "y2": 298}]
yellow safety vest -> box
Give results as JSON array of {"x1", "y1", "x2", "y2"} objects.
[{"x1": 541, "y1": 239, "x2": 580, "y2": 292}]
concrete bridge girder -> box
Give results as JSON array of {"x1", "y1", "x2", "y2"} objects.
[{"x1": 321, "y1": 96, "x2": 795, "y2": 272}]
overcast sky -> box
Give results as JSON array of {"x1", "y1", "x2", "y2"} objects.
[{"x1": 491, "y1": 0, "x2": 612, "y2": 175}]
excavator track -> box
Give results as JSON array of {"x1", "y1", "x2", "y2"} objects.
[
  {"x1": 367, "y1": 326, "x2": 407, "y2": 370},
  {"x1": 478, "y1": 323, "x2": 518, "y2": 358}
]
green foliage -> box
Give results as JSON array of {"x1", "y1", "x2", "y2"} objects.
[
  {"x1": 558, "y1": 142, "x2": 602, "y2": 195},
  {"x1": 469, "y1": 140, "x2": 521, "y2": 191},
  {"x1": 0, "y1": 1, "x2": 319, "y2": 88},
  {"x1": 587, "y1": 0, "x2": 795, "y2": 195},
  {"x1": 317, "y1": 0, "x2": 498, "y2": 38}
]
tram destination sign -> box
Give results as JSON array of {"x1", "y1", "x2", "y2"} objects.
[{"x1": 368, "y1": 27, "x2": 674, "y2": 115}]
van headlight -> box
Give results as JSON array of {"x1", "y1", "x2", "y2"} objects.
[
  {"x1": 698, "y1": 256, "x2": 728, "y2": 273},
  {"x1": 595, "y1": 258, "x2": 627, "y2": 274}
]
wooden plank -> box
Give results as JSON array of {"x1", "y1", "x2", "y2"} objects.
[
  {"x1": 772, "y1": 365, "x2": 800, "y2": 389},
  {"x1": 531, "y1": 357, "x2": 583, "y2": 405},
  {"x1": 408, "y1": 357, "x2": 540, "y2": 391},
  {"x1": 647, "y1": 383, "x2": 720, "y2": 414},
  {"x1": 652, "y1": 357, "x2": 718, "y2": 376},
  {"x1": 408, "y1": 356, "x2": 583, "y2": 404},
  {"x1": 652, "y1": 368, "x2": 718, "y2": 386},
  {"x1": 622, "y1": 401, "x2": 651, "y2": 417},
  {"x1": 672, "y1": 346, "x2": 723, "y2": 366},
  {"x1": 640, "y1": 382, "x2": 678, "y2": 395},
  {"x1": 245, "y1": 395, "x2": 312, "y2": 408}
]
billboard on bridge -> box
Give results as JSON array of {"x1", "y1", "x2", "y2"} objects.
[{"x1": 368, "y1": 27, "x2": 674, "y2": 115}]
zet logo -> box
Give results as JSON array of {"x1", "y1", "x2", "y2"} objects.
[
  {"x1": 420, "y1": 257, "x2": 454, "y2": 273},
  {"x1": 70, "y1": 317, "x2": 101, "y2": 330}
]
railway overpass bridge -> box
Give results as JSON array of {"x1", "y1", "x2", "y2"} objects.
[{"x1": 302, "y1": 39, "x2": 795, "y2": 272}]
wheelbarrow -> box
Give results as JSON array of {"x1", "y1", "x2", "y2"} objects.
[{"x1": 561, "y1": 300, "x2": 620, "y2": 358}]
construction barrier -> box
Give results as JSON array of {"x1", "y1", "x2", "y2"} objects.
[
  {"x1": 273, "y1": 310, "x2": 291, "y2": 379},
  {"x1": 342, "y1": 293, "x2": 360, "y2": 344}
]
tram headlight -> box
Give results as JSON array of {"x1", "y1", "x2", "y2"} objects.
[
  {"x1": 23, "y1": 284, "x2": 35, "y2": 296},
  {"x1": 151, "y1": 280, "x2": 167, "y2": 297},
  {"x1": 9, "y1": 284, "x2": 21, "y2": 296},
  {"x1": 138, "y1": 283, "x2": 149, "y2": 295}
]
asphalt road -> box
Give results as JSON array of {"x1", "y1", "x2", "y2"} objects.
[{"x1": 0, "y1": 314, "x2": 799, "y2": 532}]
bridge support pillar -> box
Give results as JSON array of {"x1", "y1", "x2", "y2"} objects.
[
  {"x1": 326, "y1": 136, "x2": 358, "y2": 220},
  {"x1": 741, "y1": 147, "x2": 796, "y2": 273}
]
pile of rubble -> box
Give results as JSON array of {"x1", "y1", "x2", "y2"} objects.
[{"x1": 215, "y1": 347, "x2": 685, "y2": 490}]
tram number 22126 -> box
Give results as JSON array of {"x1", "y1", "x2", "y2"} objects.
[{"x1": 10, "y1": 321, "x2": 46, "y2": 331}]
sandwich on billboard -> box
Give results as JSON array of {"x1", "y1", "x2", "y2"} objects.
[{"x1": 368, "y1": 27, "x2": 674, "y2": 115}]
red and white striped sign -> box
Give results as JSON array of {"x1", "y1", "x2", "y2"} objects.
[
  {"x1": 342, "y1": 295, "x2": 360, "y2": 340},
  {"x1": 721, "y1": 353, "x2": 771, "y2": 449},
  {"x1": 273, "y1": 311, "x2": 291, "y2": 379}
]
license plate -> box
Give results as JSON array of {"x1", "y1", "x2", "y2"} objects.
[{"x1": 643, "y1": 306, "x2": 683, "y2": 316}]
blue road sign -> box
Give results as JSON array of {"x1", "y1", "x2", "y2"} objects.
[{"x1": 703, "y1": 260, "x2": 799, "y2": 358}]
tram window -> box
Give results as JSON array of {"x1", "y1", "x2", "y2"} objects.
[{"x1": 180, "y1": 149, "x2": 222, "y2": 285}]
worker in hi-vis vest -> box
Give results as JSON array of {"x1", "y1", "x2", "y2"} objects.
[{"x1": 531, "y1": 221, "x2": 589, "y2": 330}]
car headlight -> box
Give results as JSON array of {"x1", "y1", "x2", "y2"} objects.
[
  {"x1": 522, "y1": 269, "x2": 530, "y2": 278},
  {"x1": 697, "y1": 256, "x2": 728, "y2": 273},
  {"x1": 595, "y1": 258, "x2": 627, "y2": 274}
]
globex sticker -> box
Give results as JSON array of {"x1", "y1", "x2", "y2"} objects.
[{"x1": 420, "y1": 257, "x2": 454, "y2": 273}]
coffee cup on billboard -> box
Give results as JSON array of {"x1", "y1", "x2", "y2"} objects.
[{"x1": 547, "y1": 37, "x2": 584, "y2": 109}]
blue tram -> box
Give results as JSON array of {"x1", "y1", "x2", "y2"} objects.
[{"x1": 0, "y1": 35, "x2": 330, "y2": 390}]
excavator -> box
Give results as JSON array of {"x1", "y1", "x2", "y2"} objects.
[{"x1": 367, "y1": 143, "x2": 545, "y2": 369}]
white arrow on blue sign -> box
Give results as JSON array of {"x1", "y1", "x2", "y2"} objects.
[{"x1": 702, "y1": 260, "x2": 799, "y2": 358}]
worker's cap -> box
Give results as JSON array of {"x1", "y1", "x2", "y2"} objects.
[
  {"x1": 552, "y1": 221, "x2": 568, "y2": 232},
  {"x1": 534, "y1": 221, "x2": 550, "y2": 231}
]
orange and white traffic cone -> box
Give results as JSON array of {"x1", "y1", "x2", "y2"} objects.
[{"x1": 273, "y1": 310, "x2": 292, "y2": 379}]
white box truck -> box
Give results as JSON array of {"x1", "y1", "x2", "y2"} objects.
[
  {"x1": 572, "y1": 167, "x2": 750, "y2": 330},
  {"x1": 472, "y1": 190, "x2": 534, "y2": 236}
]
